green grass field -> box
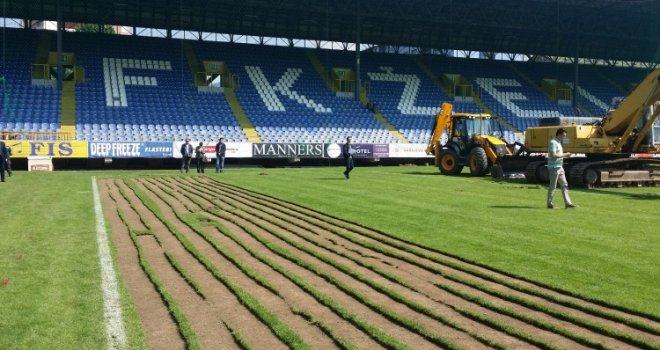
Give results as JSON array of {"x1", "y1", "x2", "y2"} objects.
[{"x1": 0, "y1": 166, "x2": 658, "y2": 349}]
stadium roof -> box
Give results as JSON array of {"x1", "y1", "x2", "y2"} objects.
[{"x1": 5, "y1": 0, "x2": 660, "y2": 62}]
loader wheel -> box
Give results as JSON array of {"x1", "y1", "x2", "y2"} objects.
[
  {"x1": 491, "y1": 164, "x2": 504, "y2": 179},
  {"x1": 537, "y1": 166, "x2": 549, "y2": 183},
  {"x1": 468, "y1": 147, "x2": 490, "y2": 176},
  {"x1": 438, "y1": 150, "x2": 463, "y2": 175}
]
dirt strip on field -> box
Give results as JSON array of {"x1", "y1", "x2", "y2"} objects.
[{"x1": 100, "y1": 176, "x2": 660, "y2": 350}]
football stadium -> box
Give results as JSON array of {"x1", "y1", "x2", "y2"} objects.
[{"x1": 1, "y1": 0, "x2": 659, "y2": 349}]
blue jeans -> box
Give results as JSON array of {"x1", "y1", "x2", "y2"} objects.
[{"x1": 216, "y1": 156, "x2": 225, "y2": 172}]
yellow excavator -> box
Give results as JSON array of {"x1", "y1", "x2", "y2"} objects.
[
  {"x1": 425, "y1": 102, "x2": 539, "y2": 176},
  {"x1": 519, "y1": 68, "x2": 660, "y2": 187}
]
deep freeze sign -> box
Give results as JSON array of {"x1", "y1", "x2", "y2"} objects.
[{"x1": 89, "y1": 142, "x2": 173, "y2": 158}]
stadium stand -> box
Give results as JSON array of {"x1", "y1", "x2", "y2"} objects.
[
  {"x1": 0, "y1": 28, "x2": 653, "y2": 145},
  {"x1": 319, "y1": 50, "x2": 483, "y2": 144},
  {"x1": 194, "y1": 41, "x2": 399, "y2": 144},
  {"x1": 425, "y1": 57, "x2": 577, "y2": 131},
  {"x1": 515, "y1": 61, "x2": 624, "y2": 117},
  {"x1": 0, "y1": 29, "x2": 60, "y2": 133},
  {"x1": 59, "y1": 31, "x2": 245, "y2": 142}
]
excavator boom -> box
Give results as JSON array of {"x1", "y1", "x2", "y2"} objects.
[{"x1": 519, "y1": 68, "x2": 660, "y2": 187}]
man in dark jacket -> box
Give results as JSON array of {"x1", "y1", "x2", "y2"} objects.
[
  {"x1": 0, "y1": 140, "x2": 7, "y2": 182},
  {"x1": 342, "y1": 136, "x2": 355, "y2": 179},
  {"x1": 215, "y1": 137, "x2": 226, "y2": 173},
  {"x1": 5, "y1": 145, "x2": 12, "y2": 177},
  {"x1": 180, "y1": 138, "x2": 193, "y2": 173}
]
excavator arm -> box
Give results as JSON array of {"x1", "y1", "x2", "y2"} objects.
[
  {"x1": 602, "y1": 68, "x2": 660, "y2": 152},
  {"x1": 425, "y1": 102, "x2": 453, "y2": 155}
]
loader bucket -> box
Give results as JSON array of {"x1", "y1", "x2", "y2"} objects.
[{"x1": 492, "y1": 155, "x2": 545, "y2": 179}]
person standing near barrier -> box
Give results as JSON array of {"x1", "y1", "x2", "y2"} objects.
[
  {"x1": 547, "y1": 128, "x2": 577, "y2": 209},
  {"x1": 342, "y1": 136, "x2": 356, "y2": 179},
  {"x1": 180, "y1": 138, "x2": 193, "y2": 173},
  {"x1": 5, "y1": 144, "x2": 12, "y2": 177},
  {"x1": 0, "y1": 140, "x2": 7, "y2": 182},
  {"x1": 215, "y1": 137, "x2": 226, "y2": 173},
  {"x1": 195, "y1": 142, "x2": 206, "y2": 173}
]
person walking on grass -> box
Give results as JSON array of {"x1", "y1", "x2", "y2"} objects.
[
  {"x1": 215, "y1": 137, "x2": 226, "y2": 173},
  {"x1": 0, "y1": 140, "x2": 7, "y2": 182},
  {"x1": 180, "y1": 138, "x2": 193, "y2": 173},
  {"x1": 342, "y1": 136, "x2": 356, "y2": 179},
  {"x1": 547, "y1": 128, "x2": 577, "y2": 209},
  {"x1": 195, "y1": 142, "x2": 206, "y2": 173},
  {"x1": 4, "y1": 144, "x2": 12, "y2": 177}
]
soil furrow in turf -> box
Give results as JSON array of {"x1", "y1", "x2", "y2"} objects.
[
  {"x1": 194, "y1": 178, "x2": 619, "y2": 350},
  {"x1": 100, "y1": 179, "x2": 185, "y2": 350},
  {"x1": 203, "y1": 178, "x2": 660, "y2": 347},
  {"x1": 210, "y1": 182, "x2": 640, "y2": 348},
  {"x1": 182, "y1": 180, "x2": 522, "y2": 349},
  {"x1": 276, "y1": 206, "x2": 660, "y2": 346},
  {"x1": 150, "y1": 177, "x2": 381, "y2": 350},
  {"x1": 133, "y1": 178, "x2": 337, "y2": 350},
  {"x1": 205, "y1": 179, "x2": 658, "y2": 349},
  {"x1": 113, "y1": 179, "x2": 248, "y2": 349},
  {"x1": 137, "y1": 234, "x2": 235, "y2": 349},
  {"x1": 243, "y1": 182, "x2": 660, "y2": 330},
  {"x1": 165, "y1": 181, "x2": 450, "y2": 350},
  {"x1": 116, "y1": 179, "x2": 290, "y2": 350},
  {"x1": 183, "y1": 178, "x2": 551, "y2": 348},
  {"x1": 156, "y1": 177, "x2": 434, "y2": 350}
]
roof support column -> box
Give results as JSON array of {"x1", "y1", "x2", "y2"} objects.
[
  {"x1": 571, "y1": 4, "x2": 581, "y2": 112},
  {"x1": 355, "y1": 0, "x2": 361, "y2": 101},
  {"x1": 56, "y1": 0, "x2": 63, "y2": 92},
  {"x1": 573, "y1": 46, "x2": 580, "y2": 111}
]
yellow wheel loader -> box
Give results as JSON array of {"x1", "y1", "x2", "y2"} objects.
[{"x1": 425, "y1": 103, "x2": 539, "y2": 176}]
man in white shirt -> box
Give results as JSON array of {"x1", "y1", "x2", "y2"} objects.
[{"x1": 547, "y1": 128, "x2": 577, "y2": 209}]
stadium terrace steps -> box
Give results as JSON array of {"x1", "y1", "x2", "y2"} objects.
[
  {"x1": 415, "y1": 57, "x2": 514, "y2": 132},
  {"x1": 305, "y1": 50, "x2": 334, "y2": 92},
  {"x1": 0, "y1": 29, "x2": 60, "y2": 133},
  {"x1": 191, "y1": 41, "x2": 399, "y2": 143},
  {"x1": 515, "y1": 61, "x2": 624, "y2": 118},
  {"x1": 182, "y1": 42, "x2": 203, "y2": 86},
  {"x1": 60, "y1": 80, "x2": 77, "y2": 128},
  {"x1": 224, "y1": 87, "x2": 262, "y2": 142},
  {"x1": 508, "y1": 63, "x2": 555, "y2": 101},
  {"x1": 355, "y1": 85, "x2": 407, "y2": 143},
  {"x1": 589, "y1": 66, "x2": 629, "y2": 95},
  {"x1": 35, "y1": 31, "x2": 51, "y2": 64},
  {"x1": 413, "y1": 57, "x2": 453, "y2": 98},
  {"x1": 371, "y1": 110, "x2": 408, "y2": 143},
  {"x1": 62, "y1": 31, "x2": 244, "y2": 142}
]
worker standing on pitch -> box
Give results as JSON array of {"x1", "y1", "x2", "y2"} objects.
[
  {"x1": 342, "y1": 136, "x2": 356, "y2": 179},
  {"x1": 547, "y1": 128, "x2": 577, "y2": 209}
]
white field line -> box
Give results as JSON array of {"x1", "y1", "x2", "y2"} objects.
[{"x1": 92, "y1": 176, "x2": 127, "y2": 349}]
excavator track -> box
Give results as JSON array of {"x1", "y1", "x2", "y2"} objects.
[
  {"x1": 524, "y1": 160, "x2": 547, "y2": 184},
  {"x1": 568, "y1": 157, "x2": 660, "y2": 188}
]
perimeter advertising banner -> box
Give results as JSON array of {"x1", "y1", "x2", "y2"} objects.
[
  {"x1": 252, "y1": 143, "x2": 324, "y2": 158},
  {"x1": 324, "y1": 143, "x2": 389, "y2": 159},
  {"x1": 7, "y1": 140, "x2": 89, "y2": 158},
  {"x1": 172, "y1": 141, "x2": 252, "y2": 158},
  {"x1": 88, "y1": 142, "x2": 173, "y2": 158},
  {"x1": 388, "y1": 143, "x2": 433, "y2": 158}
]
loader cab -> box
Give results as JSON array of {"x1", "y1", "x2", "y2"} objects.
[
  {"x1": 438, "y1": 113, "x2": 506, "y2": 176},
  {"x1": 449, "y1": 114, "x2": 501, "y2": 149}
]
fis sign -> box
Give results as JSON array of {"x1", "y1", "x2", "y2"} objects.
[{"x1": 8, "y1": 141, "x2": 88, "y2": 158}]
